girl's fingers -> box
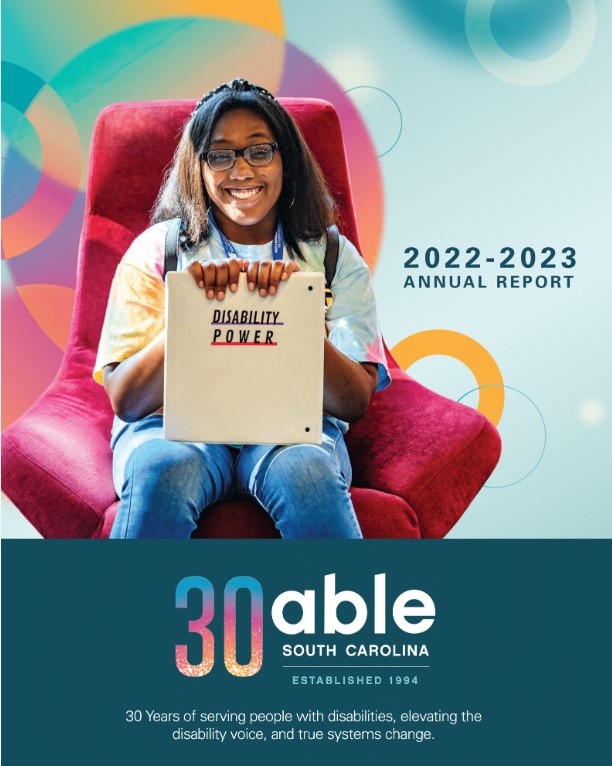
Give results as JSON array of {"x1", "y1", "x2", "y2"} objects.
[
  {"x1": 268, "y1": 261, "x2": 285, "y2": 295},
  {"x1": 192, "y1": 258, "x2": 298, "y2": 297},
  {"x1": 202, "y1": 261, "x2": 219, "y2": 299},
  {"x1": 247, "y1": 260, "x2": 260, "y2": 292},
  {"x1": 228, "y1": 258, "x2": 242, "y2": 292},
  {"x1": 214, "y1": 261, "x2": 229, "y2": 300},
  {"x1": 281, "y1": 261, "x2": 300, "y2": 280},
  {"x1": 188, "y1": 261, "x2": 205, "y2": 289},
  {"x1": 257, "y1": 260, "x2": 272, "y2": 296}
]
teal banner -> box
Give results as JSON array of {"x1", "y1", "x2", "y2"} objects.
[{"x1": 3, "y1": 540, "x2": 608, "y2": 764}]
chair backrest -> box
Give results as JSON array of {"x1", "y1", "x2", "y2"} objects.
[{"x1": 69, "y1": 98, "x2": 361, "y2": 363}]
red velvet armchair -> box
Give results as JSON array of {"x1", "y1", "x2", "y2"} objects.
[{"x1": 1, "y1": 99, "x2": 501, "y2": 538}]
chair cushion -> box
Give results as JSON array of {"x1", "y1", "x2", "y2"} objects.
[{"x1": 93, "y1": 487, "x2": 420, "y2": 539}]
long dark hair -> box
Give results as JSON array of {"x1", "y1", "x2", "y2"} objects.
[{"x1": 152, "y1": 79, "x2": 336, "y2": 259}]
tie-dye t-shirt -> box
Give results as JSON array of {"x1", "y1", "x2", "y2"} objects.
[{"x1": 94, "y1": 220, "x2": 390, "y2": 431}]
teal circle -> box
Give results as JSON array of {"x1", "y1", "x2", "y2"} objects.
[
  {"x1": 345, "y1": 86, "x2": 403, "y2": 158},
  {"x1": 465, "y1": 0, "x2": 598, "y2": 87},
  {"x1": 491, "y1": 0, "x2": 571, "y2": 61},
  {"x1": 457, "y1": 384, "x2": 547, "y2": 489}
]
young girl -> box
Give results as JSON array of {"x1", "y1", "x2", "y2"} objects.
[{"x1": 94, "y1": 78, "x2": 390, "y2": 539}]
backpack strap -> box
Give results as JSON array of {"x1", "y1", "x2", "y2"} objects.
[
  {"x1": 163, "y1": 217, "x2": 182, "y2": 279},
  {"x1": 324, "y1": 224, "x2": 339, "y2": 310}
]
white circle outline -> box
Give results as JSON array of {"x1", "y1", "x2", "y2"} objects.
[{"x1": 464, "y1": 0, "x2": 597, "y2": 87}]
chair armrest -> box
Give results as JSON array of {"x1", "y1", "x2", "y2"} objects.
[
  {"x1": 2, "y1": 376, "x2": 116, "y2": 538},
  {"x1": 345, "y1": 370, "x2": 501, "y2": 537}
]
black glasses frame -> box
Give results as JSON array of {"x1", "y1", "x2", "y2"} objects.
[{"x1": 201, "y1": 142, "x2": 279, "y2": 171}]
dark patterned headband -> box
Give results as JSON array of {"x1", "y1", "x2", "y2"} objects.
[{"x1": 192, "y1": 78, "x2": 277, "y2": 116}]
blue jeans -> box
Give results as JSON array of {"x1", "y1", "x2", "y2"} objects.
[{"x1": 109, "y1": 415, "x2": 362, "y2": 539}]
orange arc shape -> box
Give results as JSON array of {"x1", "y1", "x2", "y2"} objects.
[
  {"x1": 42, "y1": 1, "x2": 284, "y2": 56},
  {"x1": 391, "y1": 330, "x2": 505, "y2": 426},
  {"x1": 16, "y1": 284, "x2": 75, "y2": 352},
  {"x1": 145, "y1": 0, "x2": 285, "y2": 35}
]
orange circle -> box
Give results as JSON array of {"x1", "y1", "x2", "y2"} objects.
[{"x1": 391, "y1": 330, "x2": 505, "y2": 426}]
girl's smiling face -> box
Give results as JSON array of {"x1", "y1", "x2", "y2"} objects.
[{"x1": 202, "y1": 108, "x2": 283, "y2": 245}]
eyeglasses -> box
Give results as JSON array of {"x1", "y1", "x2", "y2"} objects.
[{"x1": 201, "y1": 142, "x2": 279, "y2": 171}]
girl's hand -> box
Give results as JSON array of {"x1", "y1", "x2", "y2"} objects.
[
  {"x1": 188, "y1": 258, "x2": 300, "y2": 300},
  {"x1": 245, "y1": 259, "x2": 300, "y2": 296},
  {"x1": 188, "y1": 258, "x2": 243, "y2": 300}
]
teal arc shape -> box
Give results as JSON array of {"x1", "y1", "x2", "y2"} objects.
[
  {"x1": 345, "y1": 85, "x2": 403, "y2": 158},
  {"x1": 457, "y1": 384, "x2": 547, "y2": 489},
  {"x1": 2, "y1": 61, "x2": 46, "y2": 112}
]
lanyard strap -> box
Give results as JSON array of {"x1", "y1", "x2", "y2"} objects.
[{"x1": 208, "y1": 209, "x2": 285, "y2": 261}]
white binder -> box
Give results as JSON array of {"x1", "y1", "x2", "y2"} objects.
[{"x1": 164, "y1": 272, "x2": 325, "y2": 444}]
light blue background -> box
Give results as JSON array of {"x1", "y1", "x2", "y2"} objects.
[{"x1": 284, "y1": 0, "x2": 611, "y2": 537}]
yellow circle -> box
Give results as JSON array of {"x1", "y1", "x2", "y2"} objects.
[{"x1": 391, "y1": 330, "x2": 505, "y2": 426}]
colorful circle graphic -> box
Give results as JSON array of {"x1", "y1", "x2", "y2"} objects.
[{"x1": 465, "y1": 0, "x2": 597, "y2": 86}]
